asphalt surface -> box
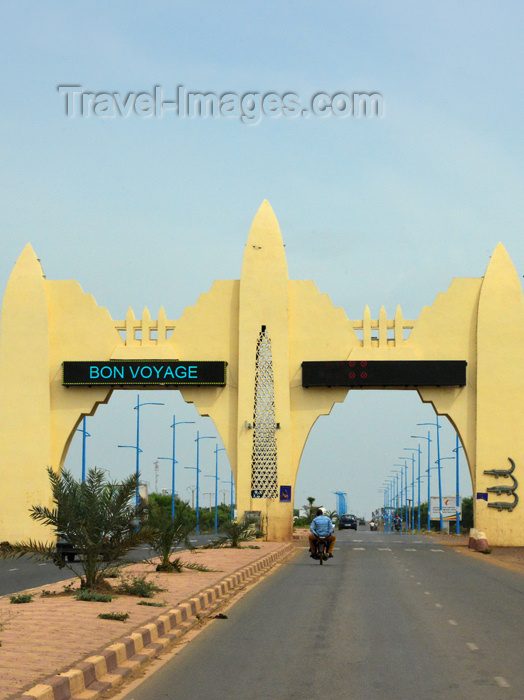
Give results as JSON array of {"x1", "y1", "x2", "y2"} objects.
[
  {"x1": 0, "y1": 534, "x2": 216, "y2": 596},
  {"x1": 118, "y1": 529, "x2": 524, "y2": 700}
]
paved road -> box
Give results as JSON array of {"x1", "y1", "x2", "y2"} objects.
[
  {"x1": 0, "y1": 535, "x2": 216, "y2": 596},
  {"x1": 121, "y1": 530, "x2": 524, "y2": 700}
]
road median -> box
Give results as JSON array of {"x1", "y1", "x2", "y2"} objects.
[{"x1": 0, "y1": 542, "x2": 295, "y2": 700}]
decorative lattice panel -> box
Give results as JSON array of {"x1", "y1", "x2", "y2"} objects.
[{"x1": 251, "y1": 327, "x2": 278, "y2": 498}]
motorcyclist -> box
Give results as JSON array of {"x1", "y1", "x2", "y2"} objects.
[{"x1": 308, "y1": 508, "x2": 336, "y2": 559}]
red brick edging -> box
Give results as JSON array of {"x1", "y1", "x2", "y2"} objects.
[{"x1": 17, "y1": 543, "x2": 295, "y2": 700}]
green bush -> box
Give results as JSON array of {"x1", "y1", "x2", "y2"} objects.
[
  {"x1": 117, "y1": 575, "x2": 164, "y2": 598},
  {"x1": 10, "y1": 593, "x2": 33, "y2": 604},
  {"x1": 75, "y1": 590, "x2": 113, "y2": 602},
  {"x1": 137, "y1": 600, "x2": 167, "y2": 607},
  {"x1": 98, "y1": 612, "x2": 129, "y2": 621}
]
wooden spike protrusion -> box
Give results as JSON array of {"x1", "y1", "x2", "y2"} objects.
[
  {"x1": 141, "y1": 306, "x2": 152, "y2": 346},
  {"x1": 363, "y1": 306, "x2": 371, "y2": 348},
  {"x1": 158, "y1": 306, "x2": 167, "y2": 344},
  {"x1": 379, "y1": 306, "x2": 387, "y2": 347},
  {"x1": 394, "y1": 305, "x2": 404, "y2": 347},
  {"x1": 126, "y1": 307, "x2": 137, "y2": 346}
]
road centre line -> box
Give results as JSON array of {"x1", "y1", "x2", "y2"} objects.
[
  {"x1": 378, "y1": 547, "x2": 391, "y2": 551},
  {"x1": 404, "y1": 548, "x2": 417, "y2": 551},
  {"x1": 431, "y1": 549, "x2": 444, "y2": 552},
  {"x1": 466, "y1": 643, "x2": 479, "y2": 651},
  {"x1": 352, "y1": 547, "x2": 365, "y2": 550},
  {"x1": 435, "y1": 603, "x2": 443, "y2": 608},
  {"x1": 448, "y1": 619, "x2": 458, "y2": 625},
  {"x1": 8, "y1": 568, "x2": 18, "y2": 572}
]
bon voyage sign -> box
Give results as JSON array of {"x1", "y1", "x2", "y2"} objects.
[{"x1": 63, "y1": 360, "x2": 226, "y2": 386}]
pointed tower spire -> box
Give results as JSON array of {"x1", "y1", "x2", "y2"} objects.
[{"x1": 241, "y1": 200, "x2": 288, "y2": 281}]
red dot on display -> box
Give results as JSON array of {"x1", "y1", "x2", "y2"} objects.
[
  {"x1": 349, "y1": 361, "x2": 356, "y2": 367},
  {"x1": 361, "y1": 372, "x2": 368, "y2": 379},
  {"x1": 349, "y1": 372, "x2": 356, "y2": 379},
  {"x1": 361, "y1": 361, "x2": 367, "y2": 367}
]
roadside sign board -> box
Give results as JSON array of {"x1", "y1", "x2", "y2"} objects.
[{"x1": 430, "y1": 496, "x2": 462, "y2": 521}]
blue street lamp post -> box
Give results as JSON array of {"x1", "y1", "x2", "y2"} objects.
[
  {"x1": 222, "y1": 471, "x2": 235, "y2": 522},
  {"x1": 383, "y1": 479, "x2": 395, "y2": 531},
  {"x1": 407, "y1": 443, "x2": 423, "y2": 531},
  {"x1": 187, "y1": 431, "x2": 215, "y2": 534},
  {"x1": 206, "y1": 445, "x2": 226, "y2": 535},
  {"x1": 412, "y1": 431, "x2": 431, "y2": 529},
  {"x1": 439, "y1": 453, "x2": 460, "y2": 532},
  {"x1": 393, "y1": 469, "x2": 403, "y2": 531},
  {"x1": 453, "y1": 435, "x2": 463, "y2": 535},
  {"x1": 418, "y1": 418, "x2": 442, "y2": 531},
  {"x1": 403, "y1": 449, "x2": 418, "y2": 531},
  {"x1": 158, "y1": 415, "x2": 195, "y2": 520},
  {"x1": 395, "y1": 461, "x2": 408, "y2": 531},
  {"x1": 76, "y1": 417, "x2": 90, "y2": 482},
  {"x1": 119, "y1": 394, "x2": 164, "y2": 510}
]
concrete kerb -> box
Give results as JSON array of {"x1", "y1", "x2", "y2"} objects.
[{"x1": 16, "y1": 543, "x2": 295, "y2": 700}]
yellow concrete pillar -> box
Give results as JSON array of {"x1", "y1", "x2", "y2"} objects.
[
  {"x1": 475, "y1": 243, "x2": 524, "y2": 544},
  {"x1": 0, "y1": 245, "x2": 53, "y2": 542}
]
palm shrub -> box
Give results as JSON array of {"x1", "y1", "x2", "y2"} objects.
[
  {"x1": 143, "y1": 501, "x2": 196, "y2": 572},
  {"x1": 206, "y1": 515, "x2": 263, "y2": 548},
  {"x1": 0, "y1": 467, "x2": 148, "y2": 590}
]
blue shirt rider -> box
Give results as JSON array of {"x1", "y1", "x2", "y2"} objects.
[{"x1": 308, "y1": 508, "x2": 336, "y2": 558}]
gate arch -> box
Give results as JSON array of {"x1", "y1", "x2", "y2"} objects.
[{"x1": 1, "y1": 201, "x2": 523, "y2": 543}]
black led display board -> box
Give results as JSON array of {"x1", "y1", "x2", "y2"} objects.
[
  {"x1": 63, "y1": 361, "x2": 227, "y2": 387},
  {"x1": 301, "y1": 360, "x2": 466, "y2": 388}
]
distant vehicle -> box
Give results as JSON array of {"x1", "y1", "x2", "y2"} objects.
[
  {"x1": 338, "y1": 514, "x2": 358, "y2": 531},
  {"x1": 369, "y1": 520, "x2": 378, "y2": 531},
  {"x1": 358, "y1": 517, "x2": 366, "y2": 526},
  {"x1": 56, "y1": 536, "x2": 78, "y2": 562}
]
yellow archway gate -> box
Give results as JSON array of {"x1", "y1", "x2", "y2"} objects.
[{"x1": 1, "y1": 201, "x2": 523, "y2": 544}]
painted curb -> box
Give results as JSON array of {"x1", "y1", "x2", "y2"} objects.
[{"x1": 16, "y1": 543, "x2": 295, "y2": 700}]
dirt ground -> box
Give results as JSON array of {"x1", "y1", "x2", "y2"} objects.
[{"x1": 426, "y1": 531, "x2": 524, "y2": 575}]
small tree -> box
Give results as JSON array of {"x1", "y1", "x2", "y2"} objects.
[
  {"x1": 304, "y1": 496, "x2": 316, "y2": 523},
  {"x1": 144, "y1": 501, "x2": 196, "y2": 572},
  {"x1": 0, "y1": 467, "x2": 147, "y2": 590}
]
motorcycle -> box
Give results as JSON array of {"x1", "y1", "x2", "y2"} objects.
[
  {"x1": 313, "y1": 537, "x2": 330, "y2": 565},
  {"x1": 394, "y1": 519, "x2": 401, "y2": 532}
]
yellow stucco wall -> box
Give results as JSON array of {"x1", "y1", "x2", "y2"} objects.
[{"x1": 1, "y1": 204, "x2": 523, "y2": 544}]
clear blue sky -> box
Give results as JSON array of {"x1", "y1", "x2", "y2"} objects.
[{"x1": 1, "y1": 2, "x2": 523, "y2": 518}]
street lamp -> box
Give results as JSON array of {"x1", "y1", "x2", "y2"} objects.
[
  {"x1": 392, "y1": 468, "x2": 403, "y2": 531},
  {"x1": 412, "y1": 431, "x2": 432, "y2": 530},
  {"x1": 395, "y1": 461, "x2": 408, "y2": 531},
  {"x1": 119, "y1": 394, "x2": 164, "y2": 509},
  {"x1": 383, "y1": 479, "x2": 395, "y2": 531},
  {"x1": 403, "y1": 448, "x2": 419, "y2": 531},
  {"x1": 453, "y1": 435, "x2": 464, "y2": 535},
  {"x1": 418, "y1": 418, "x2": 443, "y2": 531},
  {"x1": 76, "y1": 417, "x2": 90, "y2": 482},
  {"x1": 206, "y1": 444, "x2": 226, "y2": 535},
  {"x1": 186, "y1": 430, "x2": 215, "y2": 534},
  {"x1": 222, "y1": 470, "x2": 235, "y2": 522},
  {"x1": 157, "y1": 415, "x2": 195, "y2": 520},
  {"x1": 439, "y1": 455, "x2": 458, "y2": 532},
  {"x1": 408, "y1": 442, "x2": 423, "y2": 531}
]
